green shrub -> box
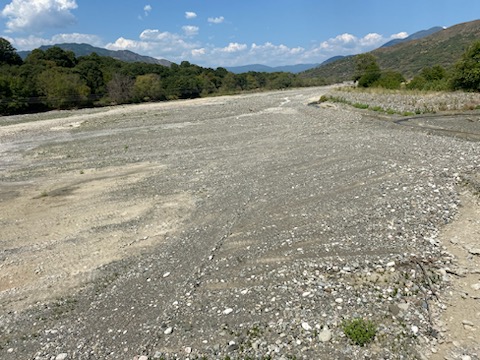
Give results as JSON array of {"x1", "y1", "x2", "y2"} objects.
[
  {"x1": 373, "y1": 70, "x2": 405, "y2": 89},
  {"x1": 452, "y1": 40, "x2": 480, "y2": 91},
  {"x1": 342, "y1": 318, "x2": 377, "y2": 346}
]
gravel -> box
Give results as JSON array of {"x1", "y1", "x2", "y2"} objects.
[
  {"x1": 326, "y1": 87, "x2": 480, "y2": 114},
  {"x1": 0, "y1": 86, "x2": 479, "y2": 359}
]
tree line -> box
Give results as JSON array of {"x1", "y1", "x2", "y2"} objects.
[
  {"x1": 0, "y1": 38, "x2": 327, "y2": 115},
  {"x1": 353, "y1": 40, "x2": 480, "y2": 92}
]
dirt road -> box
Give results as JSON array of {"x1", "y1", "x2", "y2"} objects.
[{"x1": 1, "y1": 87, "x2": 479, "y2": 359}]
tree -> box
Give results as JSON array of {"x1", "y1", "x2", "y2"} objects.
[
  {"x1": 44, "y1": 47, "x2": 77, "y2": 68},
  {"x1": 133, "y1": 73, "x2": 165, "y2": 101},
  {"x1": 374, "y1": 70, "x2": 405, "y2": 89},
  {"x1": 107, "y1": 73, "x2": 134, "y2": 104},
  {"x1": 75, "y1": 56, "x2": 106, "y2": 95},
  {"x1": 452, "y1": 40, "x2": 480, "y2": 91},
  {"x1": 353, "y1": 54, "x2": 381, "y2": 87},
  {"x1": 37, "y1": 69, "x2": 90, "y2": 109},
  {"x1": 0, "y1": 38, "x2": 22, "y2": 66}
]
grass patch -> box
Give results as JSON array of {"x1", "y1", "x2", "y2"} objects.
[
  {"x1": 353, "y1": 103, "x2": 369, "y2": 109},
  {"x1": 342, "y1": 318, "x2": 377, "y2": 346}
]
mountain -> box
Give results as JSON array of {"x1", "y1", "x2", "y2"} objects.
[
  {"x1": 320, "y1": 55, "x2": 350, "y2": 66},
  {"x1": 381, "y1": 26, "x2": 444, "y2": 48},
  {"x1": 301, "y1": 19, "x2": 480, "y2": 82},
  {"x1": 226, "y1": 63, "x2": 320, "y2": 74},
  {"x1": 18, "y1": 43, "x2": 173, "y2": 67}
]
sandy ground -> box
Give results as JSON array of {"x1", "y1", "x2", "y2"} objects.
[{"x1": 433, "y1": 186, "x2": 480, "y2": 360}]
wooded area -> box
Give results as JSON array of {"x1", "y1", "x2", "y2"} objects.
[{"x1": 0, "y1": 38, "x2": 326, "y2": 115}]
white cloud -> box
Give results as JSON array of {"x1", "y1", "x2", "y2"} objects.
[
  {"x1": 208, "y1": 16, "x2": 224, "y2": 24},
  {"x1": 8, "y1": 33, "x2": 103, "y2": 50},
  {"x1": 185, "y1": 11, "x2": 197, "y2": 19},
  {"x1": 391, "y1": 32, "x2": 408, "y2": 40},
  {"x1": 51, "y1": 33, "x2": 103, "y2": 46},
  {"x1": 313, "y1": 31, "x2": 404, "y2": 58},
  {"x1": 220, "y1": 42, "x2": 247, "y2": 53},
  {"x1": 144, "y1": 4, "x2": 152, "y2": 16},
  {"x1": 182, "y1": 25, "x2": 199, "y2": 37},
  {"x1": 191, "y1": 48, "x2": 205, "y2": 57},
  {"x1": 360, "y1": 33, "x2": 383, "y2": 47},
  {"x1": 1, "y1": 0, "x2": 78, "y2": 33},
  {"x1": 106, "y1": 29, "x2": 200, "y2": 63}
]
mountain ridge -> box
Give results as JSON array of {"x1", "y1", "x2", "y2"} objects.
[
  {"x1": 226, "y1": 63, "x2": 320, "y2": 74},
  {"x1": 301, "y1": 19, "x2": 480, "y2": 82},
  {"x1": 18, "y1": 43, "x2": 173, "y2": 67},
  {"x1": 380, "y1": 26, "x2": 444, "y2": 48}
]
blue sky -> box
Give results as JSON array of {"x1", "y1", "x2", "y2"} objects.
[{"x1": 1, "y1": 0, "x2": 479, "y2": 67}]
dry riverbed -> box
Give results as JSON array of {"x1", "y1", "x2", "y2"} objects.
[{"x1": 1, "y1": 87, "x2": 479, "y2": 359}]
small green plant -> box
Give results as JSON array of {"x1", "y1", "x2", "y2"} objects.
[
  {"x1": 342, "y1": 318, "x2": 377, "y2": 346},
  {"x1": 319, "y1": 95, "x2": 330, "y2": 102},
  {"x1": 353, "y1": 103, "x2": 369, "y2": 109}
]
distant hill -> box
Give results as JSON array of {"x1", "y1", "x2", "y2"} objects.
[
  {"x1": 381, "y1": 26, "x2": 444, "y2": 48},
  {"x1": 226, "y1": 63, "x2": 319, "y2": 74},
  {"x1": 301, "y1": 19, "x2": 480, "y2": 82},
  {"x1": 18, "y1": 43, "x2": 173, "y2": 67},
  {"x1": 320, "y1": 55, "x2": 350, "y2": 66}
]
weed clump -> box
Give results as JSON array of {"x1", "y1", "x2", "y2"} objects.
[{"x1": 342, "y1": 318, "x2": 377, "y2": 346}]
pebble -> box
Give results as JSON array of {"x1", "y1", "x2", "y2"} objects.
[
  {"x1": 471, "y1": 283, "x2": 480, "y2": 291},
  {"x1": 185, "y1": 347, "x2": 192, "y2": 354},
  {"x1": 301, "y1": 322, "x2": 312, "y2": 331},
  {"x1": 55, "y1": 354, "x2": 68, "y2": 360},
  {"x1": 223, "y1": 308, "x2": 234, "y2": 315},
  {"x1": 162, "y1": 272, "x2": 171, "y2": 278},
  {"x1": 469, "y1": 248, "x2": 480, "y2": 255},
  {"x1": 411, "y1": 325, "x2": 419, "y2": 335},
  {"x1": 164, "y1": 327, "x2": 173, "y2": 335},
  {"x1": 318, "y1": 326, "x2": 332, "y2": 342}
]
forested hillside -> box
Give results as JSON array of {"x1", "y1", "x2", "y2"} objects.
[
  {"x1": 0, "y1": 39, "x2": 325, "y2": 115},
  {"x1": 302, "y1": 19, "x2": 480, "y2": 82}
]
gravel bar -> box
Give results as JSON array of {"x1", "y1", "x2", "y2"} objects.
[{"x1": 1, "y1": 87, "x2": 479, "y2": 359}]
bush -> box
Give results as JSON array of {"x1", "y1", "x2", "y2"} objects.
[
  {"x1": 373, "y1": 70, "x2": 405, "y2": 89},
  {"x1": 407, "y1": 65, "x2": 450, "y2": 91},
  {"x1": 452, "y1": 40, "x2": 480, "y2": 91},
  {"x1": 342, "y1": 318, "x2": 377, "y2": 346}
]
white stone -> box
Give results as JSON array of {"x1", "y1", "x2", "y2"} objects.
[
  {"x1": 55, "y1": 354, "x2": 68, "y2": 360},
  {"x1": 411, "y1": 325, "x2": 419, "y2": 335},
  {"x1": 301, "y1": 322, "x2": 312, "y2": 331},
  {"x1": 471, "y1": 283, "x2": 480, "y2": 291},
  {"x1": 185, "y1": 347, "x2": 192, "y2": 354},
  {"x1": 318, "y1": 326, "x2": 332, "y2": 342},
  {"x1": 223, "y1": 308, "x2": 234, "y2": 315},
  {"x1": 164, "y1": 327, "x2": 173, "y2": 335},
  {"x1": 163, "y1": 272, "x2": 171, "y2": 278},
  {"x1": 335, "y1": 298, "x2": 343, "y2": 304}
]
